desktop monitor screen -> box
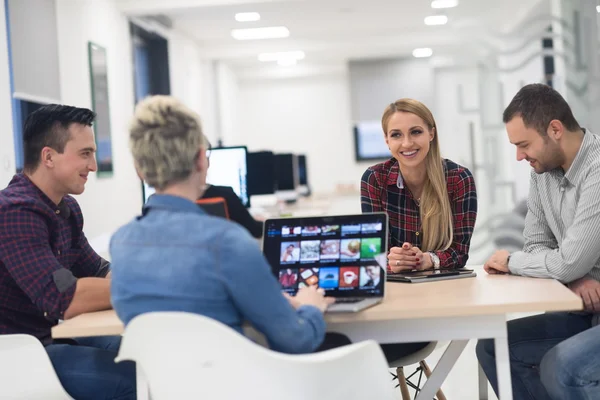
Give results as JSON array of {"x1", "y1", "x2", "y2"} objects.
[
  {"x1": 353, "y1": 121, "x2": 391, "y2": 161},
  {"x1": 274, "y1": 153, "x2": 298, "y2": 191},
  {"x1": 247, "y1": 151, "x2": 276, "y2": 196},
  {"x1": 206, "y1": 146, "x2": 250, "y2": 207},
  {"x1": 297, "y1": 155, "x2": 308, "y2": 186}
]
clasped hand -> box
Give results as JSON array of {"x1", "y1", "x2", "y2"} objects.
[{"x1": 387, "y1": 242, "x2": 432, "y2": 273}]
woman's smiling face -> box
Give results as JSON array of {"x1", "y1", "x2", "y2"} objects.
[{"x1": 384, "y1": 111, "x2": 434, "y2": 168}]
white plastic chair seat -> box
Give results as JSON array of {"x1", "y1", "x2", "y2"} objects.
[
  {"x1": 0, "y1": 334, "x2": 73, "y2": 399},
  {"x1": 116, "y1": 312, "x2": 396, "y2": 400},
  {"x1": 388, "y1": 341, "x2": 439, "y2": 368}
]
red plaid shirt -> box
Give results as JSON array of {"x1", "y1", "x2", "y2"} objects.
[
  {"x1": 0, "y1": 174, "x2": 109, "y2": 343},
  {"x1": 361, "y1": 158, "x2": 477, "y2": 268}
]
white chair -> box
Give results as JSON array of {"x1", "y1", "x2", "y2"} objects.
[
  {"x1": 389, "y1": 341, "x2": 447, "y2": 400},
  {"x1": 116, "y1": 312, "x2": 396, "y2": 400},
  {"x1": 0, "y1": 334, "x2": 73, "y2": 399}
]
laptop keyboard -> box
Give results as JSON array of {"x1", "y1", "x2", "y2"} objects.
[{"x1": 334, "y1": 298, "x2": 363, "y2": 304}]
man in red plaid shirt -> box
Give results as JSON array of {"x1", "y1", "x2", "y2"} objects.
[{"x1": 0, "y1": 104, "x2": 135, "y2": 399}]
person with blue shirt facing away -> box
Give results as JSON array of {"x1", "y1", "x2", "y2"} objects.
[{"x1": 110, "y1": 96, "x2": 334, "y2": 354}]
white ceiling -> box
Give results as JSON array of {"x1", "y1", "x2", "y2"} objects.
[{"x1": 118, "y1": 0, "x2": 546, "y2": 76}]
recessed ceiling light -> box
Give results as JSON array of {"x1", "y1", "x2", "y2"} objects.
[
  {"x1": 412, "y1": 48, "x2": 433, "y2": 58},
  {"x1": 277, "y1": 58, "x2": 297, "y2": 67},
  {"x1": 258, "y1": 51, "x2": 305, "y2": 62},
  {"x1": 231, "y1": 26, "x2": 290, "y2": 40},
  {"x1": 235, "y1": 12, "x2": 260, "y2": 22},
  {"x1": 431, "y1": 0, "x2": 458, "y2": 9},
  {"x1": 597, "y1": 5, "x2": 600, "y2": 12},
  {"x1": 424, "y1": 15, "x2": 448, "y2": 25}
]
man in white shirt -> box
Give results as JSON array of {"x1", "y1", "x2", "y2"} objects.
[{"x1": 477, "y1": 83, "x2": 600, "y2": 400}]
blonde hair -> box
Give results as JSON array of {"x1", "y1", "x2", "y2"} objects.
[
  {"x1": 129, "y1": 95, "x2": 208, "y2": 190},
  {"x1": 382, "y1": 99, "x2": 453, "y2": 251}
]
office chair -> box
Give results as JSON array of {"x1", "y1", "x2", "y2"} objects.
[
  {"x1": 116, "y1": 312, "x2": 396, "y2": 400},
  {"x1": 196, "y1": 197, "x2": 230, "y2": 219},
  {"x1": 389, "y1": 341, "x2": 447, "y2": 400}
]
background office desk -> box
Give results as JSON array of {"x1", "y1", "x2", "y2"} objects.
[{"x1": 52, "y1": 269, "x2": 581, "y2": 400}]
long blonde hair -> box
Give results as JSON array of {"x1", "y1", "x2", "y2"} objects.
[{"x1": 382, "y1": 99, "x2": 453, "y2": 251}]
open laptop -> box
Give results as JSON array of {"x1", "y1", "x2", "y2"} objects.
[{"x1": 262, "y1": 212, "x2": 388, "y2": 313}]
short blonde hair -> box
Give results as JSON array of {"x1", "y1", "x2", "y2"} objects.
[{"x1": 129, "y1": 96, "x2": 208, "y2": 190}]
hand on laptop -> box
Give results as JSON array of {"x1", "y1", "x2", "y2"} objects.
[
  {"x1": 388, "y1": 242, "x2": 431, "y2": 273},
  {"x1": 284, "y1": 286, "x2": 335, "y2": 313}
]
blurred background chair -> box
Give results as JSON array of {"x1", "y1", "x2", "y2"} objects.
[
  {"x1": 468, "y1": 198, "x2": 528, "y2": 265},
  {"x1": 196, "y1": 197, "x2": 230, "y2": 219}
]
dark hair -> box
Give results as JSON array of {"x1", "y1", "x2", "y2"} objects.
[
  {"x1": 503, "y1": 83, "x2": 580, "y2": 136},
  {"x1": 23, "y1": 104, "x2": 96, "y2": 172}
]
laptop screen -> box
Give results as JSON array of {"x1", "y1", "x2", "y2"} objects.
[{"x1": 263, "y1": 213, "x2": 388, "y2": 298}]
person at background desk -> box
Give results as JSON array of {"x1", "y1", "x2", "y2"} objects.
[
  {"x1": 201, "y1": 183, "x2": 264, "y2": 238},
  {"x1": 477, "y1": 83, "x2": 600, "y2": 400},
  {"x1": 110, "y1": 95, "x2": 333, "y2": 355},
  {"x1": 361, "y1": 98, "x2": 478, "y2": 273},
  {"x1": 0, "y1": 105, "x2": 135, "y2": 399}
]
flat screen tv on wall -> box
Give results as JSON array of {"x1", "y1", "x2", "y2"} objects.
[{"x1": 353, "y1": 121, "x2": 390, "y2": 162}]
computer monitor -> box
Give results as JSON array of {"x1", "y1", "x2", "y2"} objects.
[
  {"x1": 274, "y1": 153, "x2": 299, "y2": 202},
  {"x1": 353, "y1": 121, "x2": 390, "y2": 161},
  {"x1": 247, "y1": 151, "x2": 276, "y2": 196},
  {"x1": 297, "y1": 154, "x2": 310, "y2": 196},
  {"x1": 206, "y1": 146, "x2": 250, "y2": 207}
]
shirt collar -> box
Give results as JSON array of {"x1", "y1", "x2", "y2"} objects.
[
  {"x1": 384, "y1": 159, "x2": 402, "y2": 187},
  {"x1": 564, "y1": 128, "x2": 593, "y2": 187},
  {"x1": 143, "y1": 194, "x2": 204, "y2": 215},
  {"x1": 13, "y1": 173, "x2": 71, "y2": 218}
]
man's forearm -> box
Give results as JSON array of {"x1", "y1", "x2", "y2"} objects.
[{"x1": 63, "y1": 277, "x2": 111, "y2": 319}]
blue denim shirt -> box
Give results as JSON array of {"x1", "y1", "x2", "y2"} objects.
[{"x1": 110, "y1": 194, "x2": 326, "y2": 354}]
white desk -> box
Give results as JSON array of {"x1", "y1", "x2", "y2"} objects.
[{"x1": 52, "y1": 267, "x2": 582, "y2": 400}]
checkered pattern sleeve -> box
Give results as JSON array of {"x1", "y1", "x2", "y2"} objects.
[
  {"x1": 0, "y1": 208, "x2": 76, "y2": 319},
  {"x1": 360, "y1": 168, "x2": 384, "y2": 213}
]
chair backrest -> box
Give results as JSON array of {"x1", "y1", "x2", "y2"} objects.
[
  {"x1": 196, "y1": 197, "x2": 230, "y2": 219},
  {"x1": 0, "y1": 334, "x2": 73, "y2": 400},
  {"x1": 116, "y1": 312, "x2": 395, "y2": 400}
]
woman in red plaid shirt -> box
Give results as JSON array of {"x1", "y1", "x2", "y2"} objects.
[{"x1": 361, "y1": 99, "x2": 478, "y2": 272}]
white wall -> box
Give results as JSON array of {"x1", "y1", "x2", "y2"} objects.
[
  {"x1": 55, "y1": 0, "x2": 140, "y2": 243},
  {"x1": 433, "y1": 66, "x2": 493, "y2": 222},
  {"x1": 168, "y1": 36, "x2": 218, "y2": 144},
  {"x1": 54, "y1": 0, "x2": 221, "y2": 249},
  {"x1": 0, "y1": 1, "x2": 15, "y2": 188},
  {"x1": 8, "y1": 0, "x2": 61, "y2": 103},
  {"x1": 349, "y1": 58, "x2": 435, "y2": 121},
  {"x1": 237, "y1": 70, "x2": 373, "y2": 194},
  {"x1": 217, "y1": 62, "x2": 240, "y2": 145},
  {"x1": 498, "y1": 38, "x2": 545, "y2": 203}
]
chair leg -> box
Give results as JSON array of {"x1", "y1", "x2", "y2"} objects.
[
  {"x1": 396, "y1": 367, "x2": 412, "y2": 400},
  {"x1": 420, "y1": 360, "x2": 447, "y2": 400}
]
